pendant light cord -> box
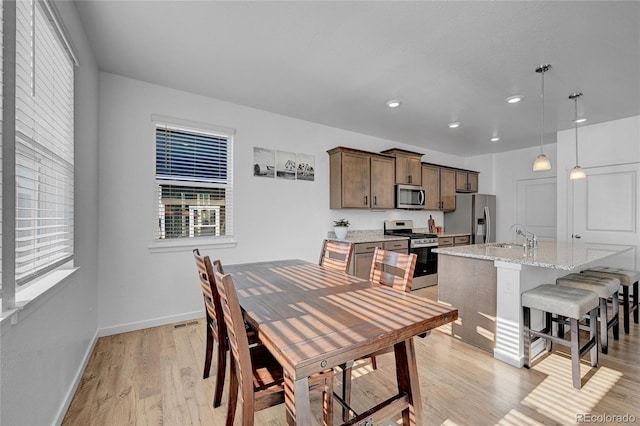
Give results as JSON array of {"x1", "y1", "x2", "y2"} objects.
[{"x1": 540, "y1": 68, "x2": 545, "y2": 155}]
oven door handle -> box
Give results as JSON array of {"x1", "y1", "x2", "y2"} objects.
[{"x1": 419, "y1": 190, "x2": 425, "y2": 206}]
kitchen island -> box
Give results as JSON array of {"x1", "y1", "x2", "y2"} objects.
[{"x1": 434, "y1": 240, "x2": 631, "y2": 367}]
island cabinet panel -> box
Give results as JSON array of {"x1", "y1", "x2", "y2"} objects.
[
  {"x1": 328, "y1": 147, "x2": 395, "y2": 209},
  {"x1": 421, "y1": 165, "x2": 456, "y2": 211},
  {"x1": 437, "y1": 255, "x2": 496, "y2": 353}
]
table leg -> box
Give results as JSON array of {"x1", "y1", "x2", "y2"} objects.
[
  {"x1": 284, "y1": 371, "x2": 311, "y2": 426},
  {"x1": 394, "y1": 338, "x2": 424, "y2": 426}
]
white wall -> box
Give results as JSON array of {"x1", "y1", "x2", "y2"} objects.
[
  {"x1": 97, "y1": 73, "x2": 465, "y2": 334},
  {"x1": 0, "y1": 2, "x2": 100, "y2": 425},
  {"x1": 557, "y1": 115, "x2": 640, "y2": 240}
]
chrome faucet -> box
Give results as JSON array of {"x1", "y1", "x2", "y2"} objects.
[{"x1": 511, "y1": 224, "x2": 538, "y2": 248}]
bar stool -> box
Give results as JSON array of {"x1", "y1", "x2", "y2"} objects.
[
  {"x1": 522, "y1": 284, "x2": 599, "y2": 389},
  {"x1": 557, "y1": 273, "x2": 620, "y2": 354},
  {"x1": 581, "y1": 266, "x2": 640, "y2": 334}
]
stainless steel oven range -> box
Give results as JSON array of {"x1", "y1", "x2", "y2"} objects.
[{"x1": 384, "y1": 219, "x2": 438, "y2": 289}]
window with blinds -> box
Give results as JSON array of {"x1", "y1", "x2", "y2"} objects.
[
  {"x1": 155, "y1": 124, "x2": 233, "y2": 240},
  {"x1": 13, "y1": 0, "x2": 74, "y2": 285}
]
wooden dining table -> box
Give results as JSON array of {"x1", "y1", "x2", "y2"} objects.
[{"x1": 225, "y1": 259, "x2": 458, "y2": 426}]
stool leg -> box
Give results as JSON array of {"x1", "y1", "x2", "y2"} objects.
[
  {"x1": 589, "y1": 308, "x2": 598, "y2": 368},
  {"x1": 570, "y1": 317, "x2": 581, "y2": 389},
  {"x1": 622, "y1": 286, "x2": 630, "y2": 334},
  {"x1": 523, "y1": 306, "x2": 532, "y2": 368},
  {"x1": 612, "y1": 290, "x2": 619, "y2": 340},
  {"x1": 599, "y1": 297, "x2": 608, "y2": 354},
  {"x1": 545, "y1": 311, "x2": 553, "y2": 352},
  {"x1": 634, "y1": 281, "x2": 639, "y2": 324}
]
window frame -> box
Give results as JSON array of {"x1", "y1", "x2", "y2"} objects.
[{"x1": 148, "y1": 114, "x2": 236, "y2": 254}]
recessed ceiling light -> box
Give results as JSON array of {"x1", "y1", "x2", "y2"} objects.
[
  {"x1": 491, "y1": 136, "x2": 500, "y2": 142},
  {"x1": 386, "y1": 100, "x2": 401, "y2": 108},
  {"x1": 505, "y1": 95, "x2": 524, "y2": 104},
  {"x1": 448, "y1": 121, "x2": 461, "y2": 129},
  {"x1": 574, "y1": 117, "x2": 587, "y2": 123}
]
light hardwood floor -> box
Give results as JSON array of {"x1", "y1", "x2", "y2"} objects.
[{"x1": 63, "y1": 286, "x2": 640, "y2": 425}]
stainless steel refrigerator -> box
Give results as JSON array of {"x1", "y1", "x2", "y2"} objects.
[{"x1": 444, "y1": 194, "x2": 496, "y2": 244}]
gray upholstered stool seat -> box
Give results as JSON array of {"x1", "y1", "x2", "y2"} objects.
[
  {"x1": 581, "y1": 266, "x2": 639, "y2": 334},
  {"x1": 557, "y1": 273, "x2": 620, "y2": 354},
  {"x1": 522, "y1": 284, "x2": 599, "y2": 389}
]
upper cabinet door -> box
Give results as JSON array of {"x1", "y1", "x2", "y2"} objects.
[
  {"x1": 370, "y1": 156, "x2": 395, "y2": 209},
  {"x1": 468, "y1": 172, "x2": 479, "y2": 192},
  {"x1": 421, "y1": 165, "x2": 441, "y2": 210},
  {"x1": 440, "y1": 168, "x2": 457, "y2": 211},
  {"x1": 341, "y1": 152, "x2": 371, "y2": 208}
]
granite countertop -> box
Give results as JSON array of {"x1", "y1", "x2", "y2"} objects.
[
  {"x1": 433, "y1": 240, "x2": 632, "y2": 270},
  {"x1": 437, "y1": 233, "x2": 472, "y2": 238},
  {"x1": 412, "y1": 228, "x2": 470, "y2": 238},
  {"x1": 326, "y1": 230, "x2": 409, "y2": 244}
]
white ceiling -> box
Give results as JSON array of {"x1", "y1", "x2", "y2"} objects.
[{"x1": 74, "y1": 1, "x2": 640, "y2": 157}]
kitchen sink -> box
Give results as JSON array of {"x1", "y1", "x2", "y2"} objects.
[{"x1": 490, "y1": 242, "x2": 526, "y2": 249}]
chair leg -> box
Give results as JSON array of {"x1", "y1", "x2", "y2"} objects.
[
  {"x1": 226, "y1": 362, "x2": 238, "y2": 426},
  {"x1": 599, "y1": 298, "x2": 608, "y2": 354},
  {"x1": 213, "y1": 340, "x2": 227, "y2": 408},
  {"x1": 612, "y1": 291, "x2": 619, "y2": 340},
  {"x1": 570, "y1": 317, "x2": 581, "y2": 389},
  {"x1": 341, "y1": 365, "x2": 352, "y2": 422},
  {"x1": 545, "y1": 312, "x2": 553, "y2": 352},
  {"x1": 370, "y1": 355, "x2": 378, "y2": 370},
  {"x1": 322, "y1": 375, "x2": 333, "y2": 426},
  {"x1": 634, "y1": 281, "x2": 639, "y2": 323},
  {"x1": 203, "y1": 326, "x2": 214, "y2": 379},
  {"x1": 622, "y1": 286, "x2": 630, "y2": 334},
  {"x1": 589, "y1": 308, "x2": 598, "y2": 367}
]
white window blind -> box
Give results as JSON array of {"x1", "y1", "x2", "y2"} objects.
[
  {"x1": 14, "y1": 0, "x2": 74, "y2": 285},
  {"x1": 155, "y1": 123, "x2": 233, "y2": 240}
]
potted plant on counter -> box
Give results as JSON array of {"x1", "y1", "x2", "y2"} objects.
[{"x1": 333, "y1": 219, "x2": 350, "y2": 239}]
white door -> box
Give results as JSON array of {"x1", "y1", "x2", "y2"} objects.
[
  {"x1": 516, "y1": 177, "x2": 557, "y2": 240},
  {"x1": 571, "y1": 163, "x2": 640, "y2": 269}
]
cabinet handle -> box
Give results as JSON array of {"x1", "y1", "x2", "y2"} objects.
[
  {"x1": 373, "y1": 195, "x2": 377, "y2": 205},
  {"x1": 364, "y1": 195, "x2": 368, "y2": 206},
  {"x1": 408, "y1": 175, "x2": 412, "y2": 184}
]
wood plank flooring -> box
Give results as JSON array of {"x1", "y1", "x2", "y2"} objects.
[{"x1": 63, "y1": 286, "x2": 640, "y2": 425}]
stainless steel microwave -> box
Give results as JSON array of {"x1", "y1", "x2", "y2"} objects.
[{"x1": 396, "y1": 184, "x2": 425, "y2": 209}]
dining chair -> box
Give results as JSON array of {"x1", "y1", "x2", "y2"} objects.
[
  {"x1": 193, "y1": 249, "x2": 259, "y2": 408},
  {"x1": 318, "y1": 239, "x2": 354, "y2": 273},
  {"x1": 341, "y1": 247, "x2": 417, "y2": 421},
  {"x1": 212, "y1": 269, "x2": 334, "y2": 426}
]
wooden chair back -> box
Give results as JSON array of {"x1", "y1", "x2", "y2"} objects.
[
  {"x1": 318, "y1": 239, "x2": 354, "y2": 273},
  {"x1": 369, "y1": 247, "x2": 417, "y2": 292},
  {"x1": 212, "y1": 270, "x2": 255, "y2": 417},
  {"x1": 193, "y1": 249, "x2": 225, "y2": 342}
]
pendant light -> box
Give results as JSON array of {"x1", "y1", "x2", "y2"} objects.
[
  {"x1": 533, "y1": 64, "x2": 552, "y2": 171},
  {"x1": 569, "y1": 92, "x2": 587, "y2": 180}
]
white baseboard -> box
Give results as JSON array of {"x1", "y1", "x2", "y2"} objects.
[
  {"x1": 98, "y1": 310, "x2": 204, "y2": 337},
  {"x1": 54, "y1": 329, "x2": 99, "y2": 426}
]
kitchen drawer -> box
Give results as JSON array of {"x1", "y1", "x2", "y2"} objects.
[
  {"x1": 438, "y1": 237, "x2": 454, "y2": 247},
  {"x1": 383, "y1": 240, "x2": 408, "y2": 252},
  {"x1": 454, "y1": 235, "x2": 471, "y2": 246},
  {"x1": 354, "y1": 242, "x2": 383, "y2": 254}
]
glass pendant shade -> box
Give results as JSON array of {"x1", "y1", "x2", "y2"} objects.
[
  {"x1": 570, "y1": 165, "x2": 586, "y2": 180},
  {"x1": 533, "y1": 153, "x2": 551, "y2": 171},
  {"x1": 533, "y1": 64, "x2": 552, "y2": 172}
]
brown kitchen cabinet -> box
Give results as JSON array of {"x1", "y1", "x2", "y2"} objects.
[
  {"x1": 328, "y1": 147, "x2": 395, "y2": 209},
  {"x1": 455, "y1": 170, "x2": 479, "y2": 193},
  {"x1": 380, "y1": 148, "x2": 423, "y2": 185},
  {"x1": 422, "y1": 165, "x2": 456, "y2": 211},
  {"x1": 349, "y1": 239, "x2": 409, "y2": 279},
  {"x1": 438, "y1": 234, "x2": 471, "y2": 248}
]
